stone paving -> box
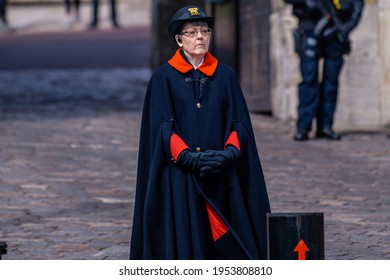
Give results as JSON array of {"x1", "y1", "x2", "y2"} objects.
[
  {"x1": 0, "y1": 68, "x2": 149, "y2": 260},
  {"x1": 2, "y1": 0, "x2": 150, "y2": 36},
  {"x1": 252, "y1": 115, "x2": 390, "y2": 259},
  {"x1": 0, "y1": 1, "x2": 389, "y2": 260}
]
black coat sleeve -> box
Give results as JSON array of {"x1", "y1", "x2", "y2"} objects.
[{"x1": 342, "y1": 0, "x2": 364, "y2": 34}]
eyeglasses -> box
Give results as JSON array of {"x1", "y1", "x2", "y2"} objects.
[{"x1": 180, "y1": 28, "x2": 212, "y2": 38}]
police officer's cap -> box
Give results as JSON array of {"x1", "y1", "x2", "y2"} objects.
[{"x1": 168, "y1": 6, "x2": 215, "y2": 36}]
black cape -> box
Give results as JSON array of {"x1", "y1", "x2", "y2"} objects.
[{"x1": 130, "y1": 50, "x2": 271, "y2": 260}]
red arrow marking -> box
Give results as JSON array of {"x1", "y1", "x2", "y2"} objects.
[{"x1": 294, "y1": 239, "x2": 309, "y2": 260}]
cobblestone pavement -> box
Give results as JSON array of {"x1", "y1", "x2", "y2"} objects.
[
  {"x1": 0, "y1": 1, "x2": 389, "y2": 260},
  {"x1": 0, "y1": 68, "x2": 149, "y2": 259},
  {"x1": 2, "y1": 0, "x2": 150, "y2": 36}
]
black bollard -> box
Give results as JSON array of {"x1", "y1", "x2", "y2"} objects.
[
  {"x1": 267, "y1": 212, "x2": 324, "y2": 260},
  {"x1": 0, "y1": 241, "x2": 7, "y2": 260}
]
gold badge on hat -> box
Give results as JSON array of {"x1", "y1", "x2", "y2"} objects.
[{"x1": 188, "y1": 7, "x2": 201, "y2": 16}]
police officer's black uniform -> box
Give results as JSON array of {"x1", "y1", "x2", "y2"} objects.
[
  {"x1": 284, "y1": 0, "x2": 364, "y2": 140},
  {"x1": 89, "y1": 0, "x2": 119, "y2": 28}
]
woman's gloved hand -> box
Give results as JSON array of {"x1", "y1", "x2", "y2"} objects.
[
  {"x1": 198, "y1": 146, "x2": 239, "y2": 177},
  {"x1": 176, "y1": 150, "x2": 204, "y2": 172}
]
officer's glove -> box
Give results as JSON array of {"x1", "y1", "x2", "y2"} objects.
[
  {"x1": 198, "y1": 146, "x2": 239, "y2": 177},
  {"x1": 176, "y1": 150, "x2": 204, "y2": 172}
]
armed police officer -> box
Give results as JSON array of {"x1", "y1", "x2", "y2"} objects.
[{"x1": 284, "y1": 0, "x2": 364, "y2": 141}]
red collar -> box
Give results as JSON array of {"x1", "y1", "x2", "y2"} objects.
[{"x1": 168, "y1": 49, "x2": 218, "y2": 76}]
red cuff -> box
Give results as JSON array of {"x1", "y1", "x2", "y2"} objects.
[
  {"x1": 170, "y1": 134, "x2": 189, "y2": 161},
  {"x1": 224, "y1": 131, "x2": 240, "y2": 151}
]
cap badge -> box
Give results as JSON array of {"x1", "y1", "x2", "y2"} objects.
[{"x1": 188, "y1": 7, "x2": 201, "y2": 16}]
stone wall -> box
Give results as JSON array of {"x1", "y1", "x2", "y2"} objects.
[{"x1": 270, "y1": 0, "x2": 390, "y2": 130}]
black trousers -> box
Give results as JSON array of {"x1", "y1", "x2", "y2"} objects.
[
  {"x1": 296, "y1": 31, "x2": 345, "y2": 132},
  {"x1": 91, "y1": 0, "x2": 117, "y2": 25},
  {"x1": 0, "y1": 0, "x2": 7, "y2": 22},
  {"x1": 64, "y1": 0, "x2": 80, "y2": 13}
]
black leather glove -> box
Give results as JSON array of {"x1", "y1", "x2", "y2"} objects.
[
  {"x1": 198, "y1": 160, "x2": 222, "y2": 177},
  {"x1": 176, "y1": 150, "x2": 203, "y2": 172},
  {"x1": 198, "y1": 146, "x2": 239, "y2": 177}
]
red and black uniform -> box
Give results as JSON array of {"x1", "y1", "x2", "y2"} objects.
[{"x1": 130, "y1": 49, "x2": 271, "y2": 259}]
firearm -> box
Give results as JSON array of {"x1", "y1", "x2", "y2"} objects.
[{"x1": 308, "y1": 0, "x2": 349, "y2": 42}]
